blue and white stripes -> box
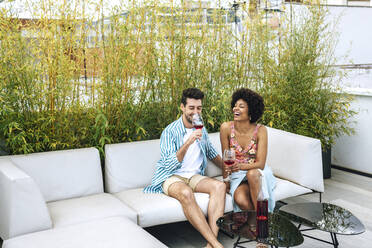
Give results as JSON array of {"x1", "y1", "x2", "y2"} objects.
[{"x1": 143, "y1": 117, "x2": 218, "y2": 193}]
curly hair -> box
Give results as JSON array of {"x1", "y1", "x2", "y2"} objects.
[
  {"x1": 181, "y1": 88, "x2": 204, "y2": 105},
  {"x1": 231, "y1": 88, "x2": 265, "y2": 123}
]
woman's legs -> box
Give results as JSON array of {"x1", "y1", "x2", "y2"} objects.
[
  {"x1": 246, "y1": 169, "x2": 261, "y2": 210},
  {"x1": 245, "y1": 170, "x2": 268, "y2": 248},
  {"x1": 233, "y1": 169, "x2": 262, "y2": 211},
  {"x1": 233, "y1": 182, "x2": 254, "y2": 210}
]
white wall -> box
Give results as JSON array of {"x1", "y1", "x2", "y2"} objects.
[
  {"x1": 285, "y1": 4, "x2": 372, "y2": 65},
  {"x1": 329, "y1": 6, "x2": 372, "y2": 65},
  {"x1": 329, "y1": 5, "x2": 372, "y2": 174},
  {"x1": 332, "y1": 89, "x2": 372, "y2": 174}
]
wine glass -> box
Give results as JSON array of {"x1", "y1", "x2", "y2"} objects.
[
  {"x1": 192, "y1": 113, "x2": 204, "y2": 144},
  {"x1": 192, "y1": 113, "x2": 204, "y2": 130},
  {"x1": 223, "y1": 149, "x2": 235, "y2": 179}
]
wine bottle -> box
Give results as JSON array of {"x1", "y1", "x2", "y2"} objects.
[{"x1": 256, "y1": 174, "x2": 269, "y2": 240}]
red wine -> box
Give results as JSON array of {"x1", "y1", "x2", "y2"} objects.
[
  {"x1": 194, "y1": 125, "x2": 203, "y2": 129},
  {"x1": 256, "y1": 216, "x2": 267, "y2": 221},
  {"x1": 256, "y1": 200, "x2": 269, "y2": 239},
  {"x1": 257, "y1": 218, "x2": 268, "y2": 239},
  {"x1": 224, "y1": 160, "x2": 235, "y2": 166},
  {"x1": 257, "y1": 200, "x2": 268, "y2": 216}
]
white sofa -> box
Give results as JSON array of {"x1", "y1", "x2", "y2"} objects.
[
  {"x1": 0, "y1": 126, "x2": 324, "y2": 247},
  {"x1": 0, "y1": 148, "x2": 167, "y2": 248},
  {"x1": 104, "y1": 127, "x2": 324, "y2": 228}
]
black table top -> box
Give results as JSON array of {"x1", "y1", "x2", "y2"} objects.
[
  {"x1": 279, "y1": 202, "x2": 365, "y2": 235},
  {"x1": 217, "y1": 211, "x2": 304, "y2": 247}
]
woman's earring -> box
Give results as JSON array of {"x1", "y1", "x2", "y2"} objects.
[{"x1": 249, "y1": 116, "x2": 252, "y2": 121}]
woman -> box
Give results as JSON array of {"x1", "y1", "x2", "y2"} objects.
[{"x1": 220, "y1": 88, "x2": 276, "y2": 213}]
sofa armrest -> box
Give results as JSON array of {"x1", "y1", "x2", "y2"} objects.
[
  {"x1": 0, "y1": 159, "x2": 52, "y2": 240},
  {"x1": 267, "y1": 127, "x2": 324, "y2": 193}
]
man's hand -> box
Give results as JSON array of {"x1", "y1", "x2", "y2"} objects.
[
  {"x1": 176, "y1": 129, "x2": 202, "y2": 162},
  {"x1": 186, "y1": 129, "x2": 202, "y2": 144}
]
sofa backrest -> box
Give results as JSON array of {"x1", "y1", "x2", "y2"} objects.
[
  {"x1": 104, "y1": 133, "x2": 224, "y2": 193},
  {"x1": 209, "y1": 128, "x2": 324, "y2": 192},
  {"x1": 266, "y1": 127, "x2": 324, "y2": 192},
  {"x1": 0, "y1": 158, "x2": 52, "y2": 239},
  {"x1": 105, "y1": 139, "x2": 160, "y2": 193},
  {"x1": 204, "y1": 132, "x2": 223, "y2": 178},
  {"x1": 9, "y1": 148, "x2": 103, "y2": 202},
  {"x1": 105, "y1": 127, "x2": 324, "y2": 193}
]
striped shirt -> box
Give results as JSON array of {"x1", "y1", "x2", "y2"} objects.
[{"x1": 143, "y1": 117, "x2": 219, "y2": 193}]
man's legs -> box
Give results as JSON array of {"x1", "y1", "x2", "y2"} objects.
[
  {"x1": 167, "y1": 181, "x2": 224, "y2": 248},
  {"x1": 194, "y1": 177, "x2": 226, "y2": 238}
]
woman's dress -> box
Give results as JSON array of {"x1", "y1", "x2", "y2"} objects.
[{"x1": 229, "y1": 123, "x2": 276, "y2": 212}]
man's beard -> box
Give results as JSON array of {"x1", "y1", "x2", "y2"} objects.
[{"x1": 185, "y1": 114, "x2": 193, "y2": 125}]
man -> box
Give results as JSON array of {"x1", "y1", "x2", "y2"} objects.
[{"x1": 144, "y1": 88, "x2": 226, "y2": 248}]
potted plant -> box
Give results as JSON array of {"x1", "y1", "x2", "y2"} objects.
[{"x1": 257, "y1": 3, "x2": 356, "y2": 178}]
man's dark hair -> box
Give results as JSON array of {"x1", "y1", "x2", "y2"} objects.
[
  {"x1": 231, "y1": 88, "x2": 265, "y2": 123},
  {"x1": 181, "y1": 88, "x2": 204, "y2": 106}
]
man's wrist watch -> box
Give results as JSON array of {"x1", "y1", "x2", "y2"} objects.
[{"x1": 223, "y1": 177, "x2": 230, "y2": 182}]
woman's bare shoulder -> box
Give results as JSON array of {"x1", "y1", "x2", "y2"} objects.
[
  {"x1": 257, "y1": 124, "x2": 267, "y2": 136},
  {"x1": 221, "y1": 121, "x2": 231, "y2": 128},
  {"x1": 220, "y1": 121, "x2": 232, "y2": 135}
]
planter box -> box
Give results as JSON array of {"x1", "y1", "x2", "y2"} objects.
[{"x1": 322, "y1": 147, "x2": 331, "y2": 179}]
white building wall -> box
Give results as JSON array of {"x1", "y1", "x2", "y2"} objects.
[
  {"x1": 332, "y1": 89, "x2": 372, "y2": 174},
  {"x1": 328, "y1": 5, "x2": 372, "y2": 174},
  {"x1": 329, "y1": 6, "x2": 372, "y2": 65}
]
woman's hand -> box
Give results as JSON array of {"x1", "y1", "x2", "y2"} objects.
[
  {"x1": 230, "y1": 162, "x2": 241, "y2": 172},
  {"x1": 224, "y1": 181, "x2": 230, "y2": 193},
  {"x1": 224, "y1": 162, "x2": 232, "y2": 175}
]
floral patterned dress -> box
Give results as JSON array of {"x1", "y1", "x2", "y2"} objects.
[{"x1": 229, "y1": 122, "x2": 276, "y2": 212}]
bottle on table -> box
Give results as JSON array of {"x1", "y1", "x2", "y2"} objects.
[{"x1": 256, "y1": 174, "x2": 269, "y2": 240}]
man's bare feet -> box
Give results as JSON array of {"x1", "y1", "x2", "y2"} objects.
[{"x1": 205, "y1": 242, "x2": 224, "y2": 248}]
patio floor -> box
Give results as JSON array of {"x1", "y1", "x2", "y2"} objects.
[{"x1": 146, "y1": 168, "x2": 372, "y2": 248}]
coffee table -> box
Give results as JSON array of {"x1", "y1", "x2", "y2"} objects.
[
  {"x1": 279, "y1": 202, "x2": 365, "y2": 248},
  {"x1": 217, "y1": 211, "x2": 303, "y2": 248}
]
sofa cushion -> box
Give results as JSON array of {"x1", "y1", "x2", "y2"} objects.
[
  {"x1": 266, "y1": 127, "x2": 324, "y2": 193},
  {"x1": 2, "y1": 217, "x2": 167, "y2": 248},
  {"x1": 105, "y1": 133, "x2": 224, "y2": 193},
  {"x1": 274, "y1": 177, "x2": 312, "y2": 201},
  {"x1": 105, "y1": 139, "x2": 160, "y2": 193},
  {"x1": 204, "y1": 133, "x2": 223, "y2": 178},
  {"x1": 0, "y1": 159, "x2": 52, "y2": 239},
  {"x1": 114, "y1": 188, "x2": 233, "y2": 227},
  {"x1": 47, "y1": 193, "x2": 137, "y2": 227},
  {"x1": 9, "y1": 148, "x2": 103, "y2": 202}
]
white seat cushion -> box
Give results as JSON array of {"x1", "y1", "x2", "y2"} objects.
[
  {"x1": 274, "y1": 177, "x2": 313, "y2": 201},
  {"x1": 2, "y1": 217, "x2": 167, "y2": 248},
  {"x1": 10, "y1": 148, "x2": 103, "y2": 202},
  {"x1": 47, "y1": 193, "x2": 137, "y2": 227},
  {"x1": 114, "y1": 188, "x2": 233, "y2": 227}
]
